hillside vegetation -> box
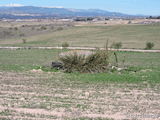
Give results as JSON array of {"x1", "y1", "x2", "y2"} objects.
[{"x1": 0, "y1": 23, "x2": 160, "y2": 49}]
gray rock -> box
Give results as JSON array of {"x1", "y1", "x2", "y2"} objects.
[{"x1": 52, "y1": 62, "x2": 63, "y2": 69}]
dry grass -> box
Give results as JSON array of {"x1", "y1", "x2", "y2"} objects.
[
  {"x1": 0, "y1": 21, "x2": 73, "y2": 45},
  {"x1": 59, "y1": 50, "x2": 109, "y2": 73},
  {"x1": 0, "y1": 21, "x2": 160, "y2": 49}
]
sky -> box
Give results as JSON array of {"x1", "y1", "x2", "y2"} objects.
[{"x1": 0, "y1": 0, "x2": 160, "y2": 15}]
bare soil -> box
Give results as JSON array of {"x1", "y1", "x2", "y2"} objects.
[
  {"x1": 0, "y1": 71, "x2": 160, "y2": 120},
  {"x1": 0, "y1": 46, "x2": 160, "y2": 53}
]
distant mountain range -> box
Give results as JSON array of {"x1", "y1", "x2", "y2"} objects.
[{"x1": 0, "y1": 6, "x2": 144, "y2": 19}]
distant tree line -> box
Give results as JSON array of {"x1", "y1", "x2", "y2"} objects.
[
  {"x1": 146, "y1": 16, "x2": 160, "y2": 19},
  {"x1": 74, "y1": 17, "x2": 110, "y2": 21},
  {"x1": 74, "y1": 17, "x2": 94, "y2": 21}
]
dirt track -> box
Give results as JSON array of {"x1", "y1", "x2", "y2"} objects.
[{"x1": 0, "y1": 46, "x2": 160, "y2": 53}]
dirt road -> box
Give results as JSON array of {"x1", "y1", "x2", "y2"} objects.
[{"x1": 0, "y1": 46, "x2": 160, "y2": 53}]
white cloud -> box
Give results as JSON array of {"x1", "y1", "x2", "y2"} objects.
[
  {"x1": 0, "y1": 4, "x2": 64, "y2": 8},
  {"x1": 0, "y1": 4, "x2": 24, "y2": 7},
  {"x1": 44, "y1": 6, "x2": 64, "y2": 8}
]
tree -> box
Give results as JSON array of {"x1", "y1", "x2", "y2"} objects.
[{"x1": 145, "y1": 42, "x2": 154, "y2": 50}]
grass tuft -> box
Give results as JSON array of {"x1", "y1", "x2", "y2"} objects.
[{"x1": 60, "y1": 49, "x2": 109, "y2": 73}]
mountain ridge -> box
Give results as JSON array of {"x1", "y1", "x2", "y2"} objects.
[{"x1": 0, "y1": 6, "x2": 144, "y2": 19}]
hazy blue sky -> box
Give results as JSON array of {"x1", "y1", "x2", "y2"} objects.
[{"x1": 0, "y1": 0, "x2": 160, "y2": 15}]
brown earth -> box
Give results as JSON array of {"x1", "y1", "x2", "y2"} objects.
[{"x1": 0, "y1": 71, "x2": 160, "y2": 120}]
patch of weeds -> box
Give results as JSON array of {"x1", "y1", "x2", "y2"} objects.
[
  {"x1": 141, "y1": 69, "x2": 160, "y2": 85},
  {"x1": 0, "y1": 109, "x2": 12, "y2": 116},
  {"x1": 34, "y1": 66, "x2": 59, "y2": 72},
  {"x1": 0, "y1": 64, "x2": 26, "y2": 72},
  {"x1": 62, "y1": 42, "x2": 69, "y2": 48},
  {"x1": 64, "y1": 65, "x2": 160, "y2": 85},
  {"x1": 36, "y1": 96, "x2": 51, "y2": 100},
  {"x1": 0, "y1": 64, "x2": 44, "y2": 72},
  {"x1": 39, "y1": 114, "x2": 57, "y2": 119},
  {"x1": 76, "y1": 104, "x2": 88, "y2": 110},
  {"x1": 111, "y1": 42, "x2": 122, "y2": 49},
  {"x1": 112, "y1": 66, "x2": 143, "y2": 74},
  {"x1": 0, "y1": 119, "x2": 12, "y2": 120},
  {"x1": 20, "y1": 113, "x2": 36, "y2": 117},
  {"x1": 22, "y1": 102, "x2": 49, "y2": 109},
  {"x1": 22, "y1": 38, "x2": 27, "y2": 44},
  {"x1": 55, "y1": 97, "x2": 73, "y2": 104},
  {"x1": 20, "y1": 113, "x2": 57, "y2": 119},
  {"x1": 125, "y1": 66, "x2": 143, "y2": 72},
  {"x1": 68, "y1": 72, "x2": 142, "y2": 84},
  {"x1": 54, "y1": 104, "x2": 71, "y2": 108}
]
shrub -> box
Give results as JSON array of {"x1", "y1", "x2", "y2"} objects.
[
  {"x1": 22, "y1": 38, "x2": 27, "y2": 44},
  {"x1": 50, "y1": 26, "x2": 54, "y2": 30},
  {"x1": 128, "y1": 21, "x2": 132, "y2": 24},
  {"x1": 31, "y1": 27, "x2": 35, "y2": 30},
  {"x1": 9, "y1": 27, "x2": 13, "y2": 30},
  {"x1": 14, "y1": 27, "x2": 18, "y2": 31},
  {"x1": 87, "y1": 17, "x2": 94, "y2": 21},
  {"x1": 3, "y1": 31, "x2": 12, "y2": 37},
  {"x1": 59, "y1": 50, "x2": 109, "y2": 73},
  {"x1": 111, "y1": 42, "x2": 122, "y2": 49},
  {"x1": 105, "y1": 18, "x2": 110, "y2": 20},
  {"x1": 74, "y1": 18, "x2": 87, "y2": 21},
  {"x1": 62, "y1": 42, "x2": 69, "y2": 48},
  {"x1": 57, "y1": 27, "x2": 63, "y2": 31},
  {"x1": 145, "y1": 42, "x2": 154, "y2": 50},
  {"x1": 19, "y1": 33, "x2": 25, "y2": 37},
  {"x1": 40, "y1": 26, "x2": 47, "y2": 30}
]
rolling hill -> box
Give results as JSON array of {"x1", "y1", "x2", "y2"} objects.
[{"x1": 0, "y1": 6, "x2": 139, "y2": 19}]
